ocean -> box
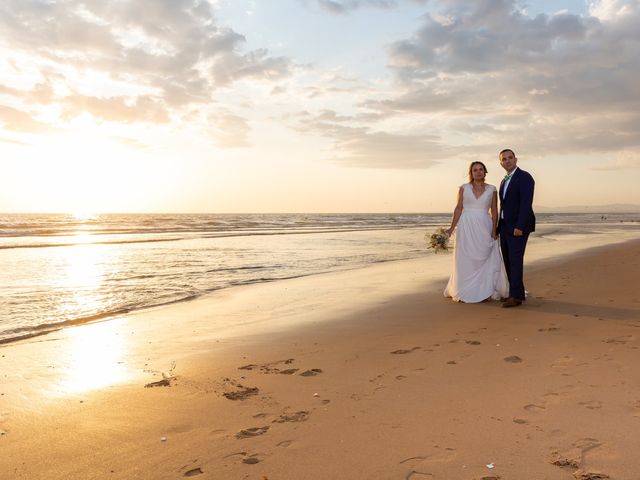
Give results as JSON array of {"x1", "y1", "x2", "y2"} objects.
[{"x1": 1, "y1": 212, "x2": 639, "y2": 343}]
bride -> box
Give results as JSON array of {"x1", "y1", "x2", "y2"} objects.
[{"x1": 444, "y1": 161, "x2": 508, "y2": 303}]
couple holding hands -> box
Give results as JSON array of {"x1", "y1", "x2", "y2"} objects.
[{"x1": 444, "y1": 149, "x2": 535, "y2": 308}]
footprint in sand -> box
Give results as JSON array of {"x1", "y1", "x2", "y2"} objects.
[
  {"x1": 391, "y1": 347, "x2": 421, "y2": 354},
  {"x1": 468, "y1": 329, "x2": 480, "y2": 334},
  {"x1": 550, "y1": 438, "x2": 605, "y2": 475},
  {"x1": 273, "y1": 411, "x2": 310, "y2": 423},
  {"x1": 223, "y1": 385, "x2": 259, "y2": 401},
  {"x1": 572, "y1": 470, "x2": 610, "y2": 479},
  {"x1": 238, "y1": 364, "x2": 259, "y2": 371},
  {"x1": 229, "y1": 451, "x2": 263, "y2": 465},
  {"x1": 239, "y1": 358, "x2": 296, "y2": 374},
  {"x1": 550, "y1": 445, "x2": 610, "y2": 479},
  {"x1": 279, "y1": 368, "x2": 299, "y2": 375},
  {"x1": 277, "y1": 440, "x2": 293, "y2": 447},
  {"x1": 551, "y1": 356, "x2": 575, "y2": 368},
  {"x1": 578, "y1": 400, "x2": 603, "y2": 410},
  {"x1": 465, "y1": 340, "x2": 481, "y2": 345},
  {"x1": 550, "y1": 455, "x2": 580, "y2": 470},
  {"x1": 400, "y1": 449, "x2": 458, "y2": 479},
  {"x1": 300, "y1": 369, "x2": 323, "y2": 377},
  {"x1": 603, "y1": 335, "x2": 634, "y2": 345},
  {"x1": 144, "y1": 376, "x2": 175, "y2": 388},
  {"x1": 402, "y1": 447, "x2": 457, "y2": 466},
  {"x1": 523, "y1": 403, "x2": 546, "y2": 412},
  {"x1": 236, "y1": 426, "x2": 270, "y2": 439},
  {"x1": 405, "y1": 471, "x2": 433, "y2": 479},
  {"x1": 399, "y1": 456, "x2": 428, "y2": 465},
  {"x1": 513, "y1": 418, "x2": 529, "y2": 424},
  {"x1": 504, "y1": 355, "x2": 523, "y2": 363},
  {"x1": 223, "y1": 451, "x2": 247, "y2": 459},
  {"x1": 184, "y1": 467, "x2": 204, "y2": 477}
]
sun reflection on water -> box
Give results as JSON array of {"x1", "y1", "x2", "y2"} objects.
[
  {"x1": 52, "y1": 230, "x2": 135, "y2": 394},
  {"x1": 64, "y1": 243, "x2": 104, "y2": 287},
  {"x1": 55, "y1": 241, "x2": 110, "y2": 322},
  {"x1": 69, "y1": 230, "x2": 95, "y2": 245}
]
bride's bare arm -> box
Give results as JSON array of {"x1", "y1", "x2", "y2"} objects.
[
  {"x1": 446, "y1": 186, "x2": 464, "y2": 236},
  {"x1": 490, "y1": 190, "x2": 498, "y2": 239}
]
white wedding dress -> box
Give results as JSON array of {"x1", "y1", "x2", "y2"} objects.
[{"x1": 444, "y1": 183, "x2": 509, "y2": 303}]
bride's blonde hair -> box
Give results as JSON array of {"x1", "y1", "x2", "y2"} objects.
[{"x1": 468, "y1": 161, "x2": 488, "y2": 183}]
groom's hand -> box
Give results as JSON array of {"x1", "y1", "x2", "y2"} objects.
[{"x1": 513, "y1": 228, "x2": 523, "y2": 237}]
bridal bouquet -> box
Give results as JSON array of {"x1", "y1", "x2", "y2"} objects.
[{"x1": 426, "y1": 227, "x2": 451, "y2": 253}]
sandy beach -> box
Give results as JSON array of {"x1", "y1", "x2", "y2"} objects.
[
  {"x1": 4, "y1": 1, "x2": 640, "y2": 479},
  {"x1": 2, "y1": 238, "x2": 640, "y2": 480}
]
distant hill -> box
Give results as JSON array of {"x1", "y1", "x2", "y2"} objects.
[{"x1": 536, "y1": 204, "x2": 640, "y2": 213}]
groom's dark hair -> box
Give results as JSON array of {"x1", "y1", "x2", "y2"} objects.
[{"x1": 499, "y1": 148, "x2": 516, "y2": 157}]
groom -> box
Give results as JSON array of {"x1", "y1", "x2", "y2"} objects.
[{"x1": 497, "y1": 149, "x2": 535, "y2": 308}]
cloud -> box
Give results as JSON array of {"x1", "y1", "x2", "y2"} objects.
[
  {"x1": 589, "y1": 0, "x2": 640, "y2": 21},
  {"x1": 592, "y1": 151, "x2": 640, "y2": 170},
  {"x1": 0, "y1": 136, "x2": 30, "y2": 146},
  {"x1": 389, "y1": 2, "x2": 592, "y2": 77},
  {"x1": 211, "y1": 112, "x2": 251, "y2": 148},
  {"x1": 329, "y1": 129, "x2": 445, "y2": 168},
  {"x1": 294, "y1": 110, "x2": 445, "y2": 168},
  {"x1": 62, "y1": 94, "x2": 171, "y2": 123},
  {"x1": 0, "y1": 105, "x2": 52, "y2": 133},
  {"x1": 0, "y1": 0, "x2": 293, "y2": 130},
  {"x1": 374, "y1": 0, "x2": 640, "y2": 159},
  {"x1": 296, "y1": 0, "x2": 640, "y2": 168},
  {"x1": 304, "y1": 0, "x2": 427, "y2": 14},
  {"x1": 314, "y1": 0, "x2": 397, "y2": 14},
  {"x1": 114, "y1": 137, "x2": 150, "y2": 150}
]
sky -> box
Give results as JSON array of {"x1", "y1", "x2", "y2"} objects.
[{"x1": 1, "y1": 0, "x2": 639, "y2": 213}]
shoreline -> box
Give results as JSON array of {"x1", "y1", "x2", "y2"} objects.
[
  {"x1": 1, "y1": 239, "x2": 640, "y2": 479},
  {"x1": 2, "y1": 227, "x2": 640, "y2": 347}
]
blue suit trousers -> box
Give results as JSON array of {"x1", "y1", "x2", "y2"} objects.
[{"x1": 499, "y1": 227, "x2": 529, "y2": 300}]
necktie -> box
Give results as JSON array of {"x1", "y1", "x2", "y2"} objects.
[{"x1": 503, "y1": 173, "x2": 512, "y2": 181}]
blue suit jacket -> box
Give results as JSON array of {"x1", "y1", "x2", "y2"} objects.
[{"x1": 498, "y1": 168, "x2": 536, "y2": 234}]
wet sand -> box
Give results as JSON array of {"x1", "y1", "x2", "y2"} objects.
[{"x1": 1, "y1": 239, "x2": 640, "y2": 479}]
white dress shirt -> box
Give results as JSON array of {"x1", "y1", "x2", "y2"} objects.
[
  {"x1": 503, "y1": 166, "x2": 519, "y2": 196},
  {"x1": 501, "y1": 166, "x2": 519, "y2": 219}
]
